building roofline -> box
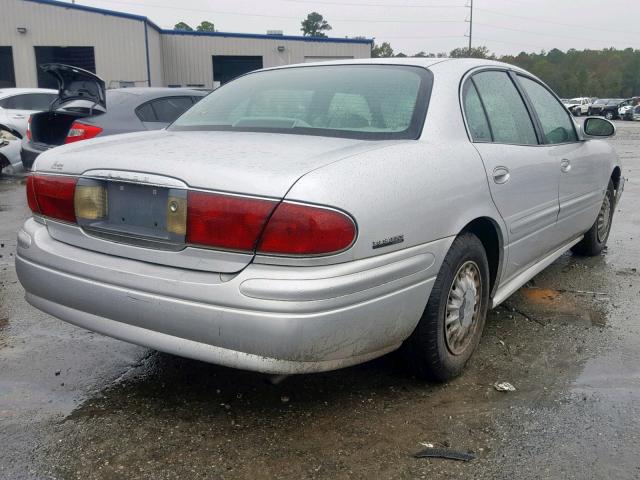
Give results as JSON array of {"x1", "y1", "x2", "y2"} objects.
[
  {"x1": 25, "y1": 0, "x2": 163, "y2": 31},
  {"x1": 24, "y1": 0, "x2": 373, "y2": 45},
  {"x1": 162, "y1": 29, "x2": 373, "y2": 44}
]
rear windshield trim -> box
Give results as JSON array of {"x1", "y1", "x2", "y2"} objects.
[{"x1": 169, "y1": 65, "x2": 433, "y2": 141}]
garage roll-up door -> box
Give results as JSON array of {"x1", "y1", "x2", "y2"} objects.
[{"x1": 0, "y1": 47, "x2": 16, "y2": 88}]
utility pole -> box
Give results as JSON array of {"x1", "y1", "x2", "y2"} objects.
[{"x1": 466, "y1": 0, "x2": 474, "y2": 57}]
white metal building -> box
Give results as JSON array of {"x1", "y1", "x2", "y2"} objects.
[{"x1": 1, "y1": 0, "x2": 373, "y2": 89}]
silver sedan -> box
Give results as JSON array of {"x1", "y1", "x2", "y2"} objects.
[{"x1": 16, "y1": 58, "x2": 623, "y2": 381}]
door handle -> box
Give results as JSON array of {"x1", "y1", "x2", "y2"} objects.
[
  {"x1": 11, "y1": 114, "x2": 26, "y2": 119},
  {"x1": 492, "y1": 166, "x2": 510, "y2": 184},
  {"x1": 560, "y1": 159, "x2": 571, "y2": 172}
]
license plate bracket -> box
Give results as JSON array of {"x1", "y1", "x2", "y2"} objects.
[{"x1": 77, "y1": 180, "x2": 186, "y2": 244}]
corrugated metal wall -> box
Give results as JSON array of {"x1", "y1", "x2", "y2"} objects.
[
  {"x1": 146, "y1": 24, "x2": 164, "y2": 87},
  {"x1": 162, "y1": 34, "x2": 371, "y2": 89},
  {"x1": 1, "y1": 0, "x2": 149, "y2": 88},
  {"x1": 1, "y1": 0, "x2": 371, "y2": 89}
]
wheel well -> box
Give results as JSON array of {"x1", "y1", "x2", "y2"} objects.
[
  {"x1": 611, "y1": 167, "x2": 621, "y2": 192},
  {"x1": 461, "y1": 218, "x2": 502, "y2": 296},
  {"x1": 0, "y1": 124, "x2": 22, "y2": 139}
]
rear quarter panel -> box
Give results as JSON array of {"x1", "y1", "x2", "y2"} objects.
[{"x1": 273, "y1": 139, "x2": 505, "y2": 267}]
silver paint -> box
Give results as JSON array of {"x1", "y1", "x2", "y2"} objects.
[{"x1": 17, "y1": 58, "x2": 622, "y2": 373}]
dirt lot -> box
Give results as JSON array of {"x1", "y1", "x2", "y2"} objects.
[{"x1": 1, "y1": 121, "x2": 639, "y2": 480}]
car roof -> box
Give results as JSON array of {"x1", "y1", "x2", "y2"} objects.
[
  {"x1": 107, "y1": 87, "x2": 209, "y2": 98},
  {"x1": 0, "y1": 88, "x2": 57, "y2": 99},
  {"x1": 263, "y1": 57, "x2": 523, "y2": 72}
]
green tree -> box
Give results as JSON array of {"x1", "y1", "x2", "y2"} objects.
[
  {"x1": 196, "y1": 21, "x2": 215, "y2": 32},
  {"x1": 450, "y1": 46, "x2": 494, "y2": 59},
  {"x1": 174, "y1": 22, "x2": 193, "y2": 31},
  {"x1": 371, "y1": 41, "x2": 394, "y2": 58},
  {"x1": 301, "y1": 12, "x2": 332, "y2": 37},
  {"x1": 501, "y1": 47, "x2": 640, "y2": 97}
]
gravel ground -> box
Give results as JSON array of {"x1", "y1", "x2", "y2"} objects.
[{"x1": 1, "y1": 121, "x2": 638, "y2": 479}]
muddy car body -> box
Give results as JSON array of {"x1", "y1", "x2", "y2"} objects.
[{"x1": 16, "y1": 59, "x2": 623, "y2": 380}]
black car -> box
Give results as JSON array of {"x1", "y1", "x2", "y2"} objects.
[
  {"x1": 588, "y1": 98, "x2": 624, "y2": 120},
  {"x1": 21, "y1": 64, "x2": 209, "y2": 169}
]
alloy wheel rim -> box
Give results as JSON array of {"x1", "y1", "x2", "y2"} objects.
[
  {"x1": 444, "y1": 261, "x2": 482, "y2": 356},
  {"x1": 597, "y1": 192, "x2": 612, "y2": 243}
]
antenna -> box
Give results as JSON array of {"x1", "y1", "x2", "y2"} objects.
[{"x1": 466, "y1": 0, "x2": 474, "y2": 56}]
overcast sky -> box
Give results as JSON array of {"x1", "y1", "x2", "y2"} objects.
[{"x1": 71, "y1": 0, "x2": 639, "y2": 56}]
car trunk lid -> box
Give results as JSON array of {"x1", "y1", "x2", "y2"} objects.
[
  {"x1": 41, "y1": 63, "x2": 106, "y2": 113},
  {"x1": 34, "y1": 130, "x2": 400, "y2": 272},
  {"x1": 28, "y1": 64, "x2": 107, "y2": 149}
]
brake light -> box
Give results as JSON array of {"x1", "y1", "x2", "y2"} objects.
[
  {"x1": 187, "y1": 192, "x2": 277, "y2": 251},
  {"x1": 65, "y1": 122, "x2": 103, "y2": 144},
  {"x1": 26, "y1": 175, "x2": 77, "y2": 223},
  {"x1": 257, "y1": 202, "x2": 356, "y2": 255},
  {"x1": 26, "y1": 115, "x2": 32, "y2": 141}
]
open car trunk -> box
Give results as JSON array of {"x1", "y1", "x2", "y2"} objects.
[
  {"x1": 29, "y1": 63, "x2": 107, "y2": 147},
  {"x1": 29, "y1": 111, "x2": 84, "y2": 146}
]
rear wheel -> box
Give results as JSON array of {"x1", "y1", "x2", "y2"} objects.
[
  {"x1": 572, "y1": 179, "x2": 615, "y2": 256},
  {"x1": 605, "y1": 110, "x2": 615, "y2": 120},
  {"x1": 403, "y1": 233, "x2": 490, "y2": 381}
]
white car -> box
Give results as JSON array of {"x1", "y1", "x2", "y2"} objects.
[
  {"x1": 563, "y1": 97, "x2": 591, "y2": 116},
  {"x1": 0, "y1": 88, "x2": 57, "y2": 170},
  {"x1": 0, "y1": 134, "x2": 21, "y2": 173},
  {"x1": 618, "y1": 99, "x2": 637, "y2": 120}
]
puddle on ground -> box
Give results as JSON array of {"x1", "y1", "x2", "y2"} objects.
[{"x1": 507, "y1": 287, "x2": 608, "y2": 327}]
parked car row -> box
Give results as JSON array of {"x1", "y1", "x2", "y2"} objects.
[
  {"x1": 561, "y1": 96, "x2": 640, "y2": 120},
  {"x1": 0, "y1": 64, "x2": 209, "y2": 174}
]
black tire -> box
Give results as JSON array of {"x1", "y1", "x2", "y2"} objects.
[
  {"x1": 605, "y1": 110, "x2": 615, "y2": 120},
  {"x1": 573, "y1": 108, "x2": 580, "y2": 117},
  {"x1": 402, "y1": 232, "x2": 490, "y2": 382},
  {"x1": 572, "y1": 179, "x2": 615, "y2": 256}
]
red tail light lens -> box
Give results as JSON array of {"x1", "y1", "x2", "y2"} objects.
[
  {"x1": 65, "y1": 122, "x2": 103, "y2": 144},
  {"x1": 187, "y1": 192, "x2": 277, "y2": 251},
  {"x1": 25, "y1": 176, "x2": 39, "y2": 212},
  {"x1": 26, "y1": 115, "x2": 32, "y2": 141},
  {"x1": 257, "y1": 202, "x2": 356, "y2": 255},
  {"x1": 26, "y1": 175, "x2": 77, "y2": 223}
]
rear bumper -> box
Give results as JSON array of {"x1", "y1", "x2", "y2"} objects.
[
  {"x1": 16, "y1": 218, "x2": 449, "y2": 373},
  {"x1": 20, "y1": 141, "x2": 45, "y2": 170}
]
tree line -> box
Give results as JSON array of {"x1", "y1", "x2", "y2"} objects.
[
  {"x1": 173, "y1": 11, "x2": 639, "y2": 98},
  {"x1": 374, "y1": 42, "x2": 640, "y2": 98}
]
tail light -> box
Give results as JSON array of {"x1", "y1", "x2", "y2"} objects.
[
  {"x1": 187, "y1": 192, "x2": 277, "y2": 251},
  {"x1": 65, "y1": 122, "x2": 103, "y2": 144},
  {"x1": 257, "y1": 202, "x2": 356, "y2": 255},
  {"x1": 26, "y1": 175, "x2": 77, "y2": 223},
  {"x1": 27, "y1": 175, "x2": 357, "y2": 256},
  {"x1": 26, "y1": 115, "x2": 32, "y2": 141},
  {"x1": 186, "y1": 193, "x2": 356, "y2": 255}
]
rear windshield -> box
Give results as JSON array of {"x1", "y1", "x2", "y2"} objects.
[{"x1": 170, "y1": 65, "x2": 432, "y2": 140}]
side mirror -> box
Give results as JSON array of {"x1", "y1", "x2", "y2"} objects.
[{"x1": 583, "y1": 117, "x2": 615, "y2": 139}]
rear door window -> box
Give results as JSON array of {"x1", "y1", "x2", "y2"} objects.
[
  {"x1": 150, "y1": 96, "x2": 194, "y2": 123},
  {"x1": 517, "y1": 75, "x2": 578, "y2": 144},
  {"x1": 1, "y1": 93, "x2": 56, "y2": 110},
  {"x1": 462, "y1": 81, "x2": 492, "y2": 142},
  {"x1": 135, "y1": 102, "x2": 157, "y2": 122},
  {"x1": 472, "y1": 71, "x2": 538, "y2": 146}
]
